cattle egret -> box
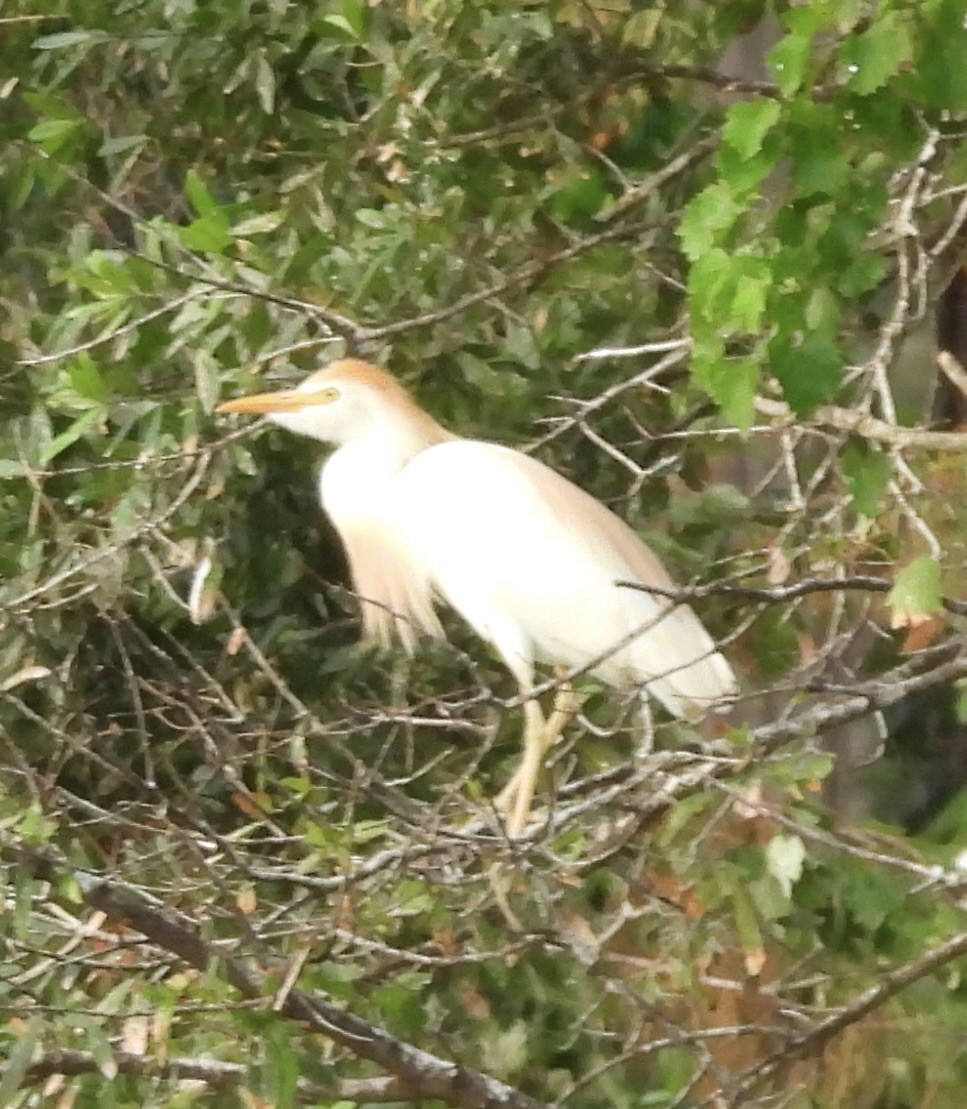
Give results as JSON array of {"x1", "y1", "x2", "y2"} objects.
[{"x1": 217, "y1": 359, "x2": 737, "y2": 835}]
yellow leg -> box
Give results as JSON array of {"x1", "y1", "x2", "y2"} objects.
[
  {"x1": 494, "y1": 699, "x2": 543, "y2": 814},
  {"x1": 505, "y1": 680, "x2": 583, "y2": 838}
]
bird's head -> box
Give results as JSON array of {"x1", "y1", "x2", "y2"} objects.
[{"x1": 216, "y1": 359, "x2": 433, "y2": 446}]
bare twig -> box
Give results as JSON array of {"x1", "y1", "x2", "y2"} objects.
[
  {"x1": 756, "y1": 395, "x2": 967, "y2": 452},
  {"x1": 595, "y1": 135, "x2": 717, "y2": 223},
  {"x1": 615, "y1": 574, "x2": 967, "y2": 618},
  {"x1": 15, "y1": 290, "x2": 218, "y2": 366},
  {"x1": 21, "y1": 1048, "x2": 424, "y2": 1104},
  {"x1": 938, "y1": 350, "x2": 967, "y2": 406}
]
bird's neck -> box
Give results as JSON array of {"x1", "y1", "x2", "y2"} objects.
[{"x1": 319, "y1": 417, "x2": 454, "y2": 523}]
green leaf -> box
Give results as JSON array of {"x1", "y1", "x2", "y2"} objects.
[
  {"x1": 769, "y1": 333, "x2": 841, "y2": 414},
  {"x1": 28, "y1": 118, "x2": 82, "y2": 153},
  {"x1": 68, "y1": 355, "x2": 108, "y2": 404},
  {"x1": 324, "y1": 13, "x2": 360, "y2": 38},
  {"x1": 178, "y1": 213, "x2": 232, "y2": 253},
  {"x1": 340, "y1": 0, "x2": 367, "y2": 38},
  {"x1": 691, "y1": 346, "x2": 758, "y2": 431},
  {"x1": 687, "y1": 247, "x2": 732, "y2": 317},
  {"x1": 768, "y1": 23, "x2": 814, "y2": 96},
  {"x1": 722, "y1": 100, "x2": 781, "y2": 161},
  {"x1": 770, "y1": 749, "x2": 836, "y2": 786},
  {"x1": 838, "y1": 252, "x2": 886, "y2": 298},
  {"x1": 716, "y1": 144, "x2": 777, "y2": 198},
  {"x1": 28, "y1": 118, "x2": 80, "y2": 142},
  {"x1": 730, "y1": 269, "x2": 770, "y2": 333},
  {"x1": 99, "y1": 133, "x2": 147, "y2": 156},
  {"x1": 0, "y1": 460, "x2": 26, "y2": 479},
  {"x1": 0, "y1": 1015, "x2": 43, "y2": 1105},
  {"x1": 841, "y1": 13, "x2": 913, "y2": 95},
  {"x1": 185, "y1": 168, "x2": 218, "y2": 218},
  {"x1": 41, "y1": 409, "x2": 102, "y2": 465},
  {"x1": 841, "y1": 441, "x2": 891, "y2": 516},
  {"x1": 788, "y1": 107, "x2": 847, "y2": 197},
  {"x1": 194, "y1": 349, "x2": 221, "y2": 414},
  {"x1": 355, "y1": 208, "x2": 386, "y2": 229},
  {"x1": 804, "y1": 286, "x2": 841, "y2": 334},
  {"x1": 255, "y1": 53, "x2": 276, "y2": 113},
  {"x1": 482, "y1": 1020, "x2": 529, "y2": 1079},
  {"x1": 33, "y1": 30, "x2": 107, "y2": 50},
  {"x1": 456, "y1": 351, "x2": 508, "y2": 394},
  {"x1": 233, "y1": 211, "x2": 285, "y2": 236},
  {"x1": 913, "y1": 0, "x2": 967, "y2": 110},
  {"x1": 266, "y1": 1025, "x2": 300, "y2": 1108},
  {"x1": 678, "y1": 183, "x2": 740, "y2": 260},
  {"x1": 656, "y1": 791, "x2": 713, "y2": 848},
  {"x1": 887, "y1": 557, "x2": 942, "y2": 625},
  {"x1": 766, "y1": 834, "x2": 806, "y2": 899},
  {"x1": 955, "y1": 682, "x2": 967, "y2": 726},
  {"x1": 689, "y1": 250, "x2": 771, "y2": 337}
]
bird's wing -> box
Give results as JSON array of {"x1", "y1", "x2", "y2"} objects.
[
  {"x1": 337, "y1": 516, "x2": 444, "y2": 651},
  {"x1": 319, "y1": 442, "x2": 444, "y2": 652},
  {"x1": 393, "y1": 440, "x2": 736, "y2": 718}
]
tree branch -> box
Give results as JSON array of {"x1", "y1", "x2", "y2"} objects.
[
  {"x1": 937, "y1": 349, "x2": 967, "y2": 408},
  {"x1": 756, "y1": 395, "x2": 967, "y2": 452},
  {"x1": 21, "y1": 1048, "x2": 423, "y2": 1104},
  {"x1": 630, "y1": 61, "x2": 784, "y2": 98},
  {"x1": 594, "y1": 135, "x2": 717, "y2": 223},
  {"x1": 616, "y1": 574, "x2": 967, "y2": 617}
]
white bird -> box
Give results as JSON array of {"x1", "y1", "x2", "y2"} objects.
[{"x1": 218, "y1": 359, "x2": 737, "y2": 834}]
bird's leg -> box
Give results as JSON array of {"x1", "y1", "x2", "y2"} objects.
[
  {"x1": 506, "y1": 676, "x2": 582, "y2": 838},
  {"x1": 486, "y1": 679, "x2": 584, "y2": 929},
  {"x1": 543, "y1": 678, "x2": 583, "y2": 751},
  {"x1": 493, "y1": 699, "x2": 544, "y2": 817}
]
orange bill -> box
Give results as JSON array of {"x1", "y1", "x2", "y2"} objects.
[{"x1": 216, "y1": 390, "x2": 333, "y2": 414}]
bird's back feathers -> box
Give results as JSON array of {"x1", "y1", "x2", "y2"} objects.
[{"x1": 391, "y1": 440, "x2": 737, "y2": 717}]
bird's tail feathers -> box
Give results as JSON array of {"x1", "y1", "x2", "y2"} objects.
[{"x1": 631, "y1": 605, "x2": 738, "y2": 722}]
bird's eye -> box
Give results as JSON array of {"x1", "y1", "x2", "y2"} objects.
[{"x1": 317, "y1": 387, "x2": 339, "y2": 402}]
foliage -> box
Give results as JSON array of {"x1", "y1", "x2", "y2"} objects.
[{"x1": 2, "y1": 1, "x2": 967, "y2": 1106}]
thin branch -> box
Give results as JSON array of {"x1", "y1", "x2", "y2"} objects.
[
  {"x1": 630, "y1": 61, "x2": 784, "y2": 98},
  {"x1": 433, "y1": 113, "x2": 560, "y2": 149},
  {"x1": 21, "y1": 1048, "x2": 422, "y2": 1104},
  {"x1": 756, "y1": 395, "x2": 967, "y2": 452},
  {"x1": 615, "y1": 574, "x2": 967, "y2": 617},
  {"x1": 572, "y1": 338, "x2": 691, "y2": 362},
  {"x1": 15, "y1": 290, "x2": 217, "y2": 366},
  {"x1": 595, "y1": 135, "x2": 717, "y2": 223},
  {"x1": 937, "y1": 350, "x2": 967, "y2": 406}
]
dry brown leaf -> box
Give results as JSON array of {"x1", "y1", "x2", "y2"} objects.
[{"x1": 900, "y1": 613, "x2": 945, "y2": 653}]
